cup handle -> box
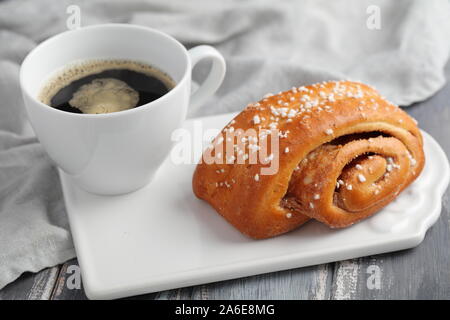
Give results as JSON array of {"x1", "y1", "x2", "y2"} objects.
[{"x1": 188, "y1": 45, "x2": 226, "y2": 109}]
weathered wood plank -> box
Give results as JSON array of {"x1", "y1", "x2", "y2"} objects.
[
  {"x1": 53, "y1": 262, "x2": 333, "y2": 300},
  {"x1": 201, "y1": 265, "x2": 333, "y2": 300},
  {"x1": 50, "y1": 259, "x2": 88, "y2": 300},
  {"x1": 130, "y1": 263, "x2": 333, "y2": 300},
  {"x1": 0, "y1": 267, "x2": 59, "y2": 300}
]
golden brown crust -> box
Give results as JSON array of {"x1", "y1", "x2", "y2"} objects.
[{"x1": 192, "y1": 81, "x2": 425, "y2": 239}]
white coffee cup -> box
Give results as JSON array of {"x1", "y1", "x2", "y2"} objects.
[{"x1": 20, "y1": 24, "x2": 226, "y2": 195}]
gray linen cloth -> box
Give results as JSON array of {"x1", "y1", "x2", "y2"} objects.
[{"x1": 0, "y1": 0, "x2": 450, "y2": 289}]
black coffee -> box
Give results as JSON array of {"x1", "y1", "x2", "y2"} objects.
[{"x1": 39, "y1": 60, "x2": 175, "y2": 114}]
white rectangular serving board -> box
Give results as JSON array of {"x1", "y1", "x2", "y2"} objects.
[{"x1": 60, "y1": 112, "x2": 450, "y2": 300}]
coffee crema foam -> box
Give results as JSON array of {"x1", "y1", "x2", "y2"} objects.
[
  {"x1": 38, "y1": 59, "x2": 176, "y2": 113},
  {"x1": 69, "y1": 78, "x2": 139, "y2": 114}
]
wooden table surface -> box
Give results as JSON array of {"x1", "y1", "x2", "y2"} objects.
[{"x1": 1, "y1": 66, "x2": 449, "y2": 300}]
